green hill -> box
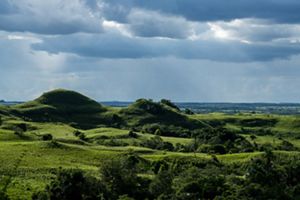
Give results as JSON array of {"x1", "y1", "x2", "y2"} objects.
[
  {"x1": 10, "y1": 90, "x2": 209, "y2": 134},
  {"x1": 11, "y1": 89, "x2": 112, "y2": 129},
  {"x1": 35, "y1": 89, "x2": 103, "y2": 112},
  {"x1": 119, "y1": 98, "x2": 210, "y2": 137}
]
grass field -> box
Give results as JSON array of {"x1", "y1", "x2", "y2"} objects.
[
  {"x1": 1, "y1": 90, "x2": 300, "y2": 199},
  {"x1": 1, "y1": 115, "x2": 300, "y2": 199}
]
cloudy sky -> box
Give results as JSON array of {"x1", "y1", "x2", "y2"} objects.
[{"x1": 1, "y1": 0, "x2": 300, "y2": 102}]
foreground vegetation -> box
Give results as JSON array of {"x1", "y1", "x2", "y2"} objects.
[{"x1": 1, "y1": 89, "x2": 300, "y2": 199}]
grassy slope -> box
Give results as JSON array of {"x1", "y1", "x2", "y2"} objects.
[
  {"x1": 1, "y1": 116, "x2": 300, "y2": 199},
  {"x1": 1, "y1": 90, "x2": 300, "y2": 199}
]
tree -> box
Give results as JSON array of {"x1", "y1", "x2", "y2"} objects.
[
  {"x1": 32, "y1": 169, "x2": 107, "y2": 200},
  {"x1": 154, "y1": 129, "x2": 162, "y2": 136},
  {"x1": 149, "y1": 170, "x2": 174, "y2": 198},
  {"x1": 160, "y1": 99, "x2": 180, "y2": 111},
  {"x1": 211, "y1": 144, "x2": 227, "y2": 155},
  {"x1": 100, "y1": 155, "x2": 150, "y2": 199}
]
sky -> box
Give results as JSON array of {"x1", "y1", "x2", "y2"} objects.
[{"x1": 1, "y1": 0, "x2": 300, "y2": 102}]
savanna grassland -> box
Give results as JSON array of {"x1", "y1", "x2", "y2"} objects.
[{"x1": 1, "y1": 89, "x2": 300, "y2": 199}]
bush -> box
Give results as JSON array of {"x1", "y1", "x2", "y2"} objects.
[
  {"x1": 41, "y1": 134, "x2": 53, "y2": 141},
  {"x1": 211, "y1": 144, "x2": 227, "y2": 154},
  {"x1": 16, "y1": 123, "x2": 27, "y2": 132},
  {"x1": 78, "y1": 133, "x2": 87, "y2": 141},
  {"x1": 160, "y1": 99, "x2": 180, "y2": 111},
  {"x1": 128, "y1": 131, "x2": 138, "y2": 138},
  {"x1": 278, "y1": 140, "x2": 296, "y2": 151},
  {"x1": 32, "y1": 169, "x2": 107, "y2": 200},
  {"x1": 100, "y1": 155, "x2": 150, "y2": 199},
  {"x1": 141, "y1": 136, "x2": 174, "y2": 151},
  {"x1": 154, "y1": 129, "x2": 161, "y2": 136},
  {"x1": 0, "y1": 191, "x2": 9, "y2": 200},
  {"x1": 73, "y1": 130, "x2": 88, "y2": 141},
  {"x1": 14, "y1": 127, "x2": 24, "y2": 137},
  {"x1": 184, "y1": 108, "x2": 194, "y2": 115},
  {"x1": 73, "y1": 130, "x2": 82, "y2": 137}
]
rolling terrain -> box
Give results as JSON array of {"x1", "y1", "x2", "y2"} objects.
[{"x1": 0, "y1": 89, "x2": 300, "y2": 199}]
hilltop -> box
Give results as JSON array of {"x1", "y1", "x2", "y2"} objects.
[
  {"x1": 119, "y1": 98, "x2": 209, "y2": 137},
  {"x1": 9, "y1": 89, "x2": 209, "y2": 132},
  {"x1": 11, "y1": 89, "x2": 110, "y2": 129}
]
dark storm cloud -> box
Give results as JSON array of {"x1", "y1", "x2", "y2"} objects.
[
  {"x1": 0, "y1": 0, "x2": 102, "y2": 35},
  {"x1": 100, "y1": 0, "x2": 300, "y2": 23},
  {"x1": 0, "y1": 0, "x2": 16, "y2": 14},
  {"x1": 31, "y1": 33, "x2": 300, "y2": 62},
  {"x1": 126, "y1": 9, "x2": 194, "y2": 39}
]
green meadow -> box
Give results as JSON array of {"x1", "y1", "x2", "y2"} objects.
[{"x1": 1, "y1": 89, "x2": 300, "y2": 199}]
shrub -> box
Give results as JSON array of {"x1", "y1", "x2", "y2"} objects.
[
  {"x1": 184, "y1": 108, "x2": 194, "y2": 115},
  {"x1": 14, "y1": 127, "x2": 24, "y2": 137},
  {"x1": 46, "y1": 140, "x2": 61, "y2": 148},
  {"x1": 41, "y1": 133, "x2": 53, "y2": 141},
  {"x1": 100, "y1": 155, "x2": 150, "y2": 199},
  {"x1": 160, "y1": 99, "x2": 180, "y2": 111},
  {"x1": 73, "y1": 130, "x2": 82, "y2": 137},
  {"x1": 32, "y1": 169, "x2": 107, "y2": 200},
  {"x1": 141, "y1": 136, "x2": 174, "y2": 151},
  {"x1": 128, "y1": 131, "x2": 138, "y2": 138},
  {"x1": 154, "y1": 129, "x2": 161, "y2": 136},
  {"x1": 0, "y1": 191, "x2": 9, "y2": 200},
  {"x1": 16, "y1": 123, "x2": 27, "y2": 132},
  {"x1": 278, "y1": 140, "x2": 296, "y2": 151},
  {"x1": 211, "y1": 144, "x2": 227, "y2": 155},
  {"x1": 73, "y1": 130, "x2": 88, "y2": 141},
  {"x1": 78, "y1": 133, "x2": 87, "y2": 141}
]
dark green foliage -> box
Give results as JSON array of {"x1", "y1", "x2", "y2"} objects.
[
  {"x1": 128, "y1": 131, "x2": 138, "y2": 138},
  {"x1": 78, "y1": 133, "x2": 87, "y2": 141},
  {"x1": 73, "y1": 130, "x2": 82, "y2": 137},
  {"x1": 191, "y1": 128, "x2": 254, "y2": 153},
  {"x1": 250, "y1": 134, "x2": 257, "y2": 140},
  {"x1": 141, "y1": 124, "x2": 192, "y2": 137},
  {"x1": 211, "y1": 144, "x2": 227, "y2": 154},
  {"x1": 120, "y1": 98, "x2": 210, "y2": 137},
  {"x1": 28, "y1": 150, "x2": 300, "y2": 200},
  {"x1": 46, "y1": 140, "x2": 62, "y2": 148},
  {"x1": 149, "y1": 170, "x2": 174, "y2": 198},
  {"x1": 100, "y1": 155, "x2": 150, "y2": 199},
  {"x1": 0, "y1": 191, "x2": 9, "y2": 200},
  {"x1": 141, "y1": 136, "x2": 174, "y2": 151},
  {"x1": 278, "y1": 140, "x2": 297, "y2": 151},
  {"x1": 14, "y1": 127, "x2": 24, "y2": 137},
  {"x1": 173, "y1": 167, "x2": 226, "y2": 200},
  {"x1": 237, "y1": 151, "x2": 295, "y2": 199},
  {"x1": 154, "y1": 128, "x2": 161, "y2": 136},
  {"x1": 239, "y1": 118, "x2": 278, "y2": 127},
  {"x1": 41, "y1": 134, "x2": 53, "y2": 141},
  {"x1": 117, "y1": 195, "x2": 135, "y2": 200},
  {"x1": 184, "y1": 108, "x2": 194, "y2": 115},
  {"x1": 73, "y1": 130, "x2": 88, "y2": 141},
  {"x1": 15, "y1": 123, "x2": 27, "y2": 132},
  {"x1": 160, "y1": 99, "x2": 180, "y2": 111},
  {"x1": 32, "y1": 169, "x2": 107, "y2": 200}
]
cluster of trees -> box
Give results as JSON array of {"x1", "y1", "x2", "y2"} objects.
[
  {"x1": 31, "y1": 151, "x2": 300, "y2": 200},
  {"x1": 92, "y1": 128, "x2": 298, "y2": 154}
]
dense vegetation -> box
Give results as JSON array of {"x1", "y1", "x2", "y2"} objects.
[{"x1": 0, "y1": 89, "x2": 300, "y2": 199}]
